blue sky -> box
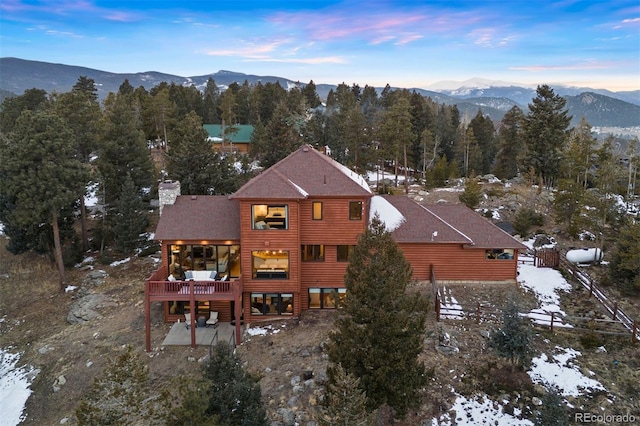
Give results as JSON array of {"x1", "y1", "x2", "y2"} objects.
[{"x1": 1, "y1": 0, "x2": 638, "y2": 91}]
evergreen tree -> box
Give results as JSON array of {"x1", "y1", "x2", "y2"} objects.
[
  {"x1": 522, "y1": 85, "x2": 572, "y2": 188},
  {"x1": 204, "y1": 342, "x2": 267, "y2": 426},
  {"x1": 251, "y1": 99, "x2": 304, "y2": 168},
  {"x1": 203, "y1": 78, "x2": 221, "y2": 124},
  {"x1": 562, "y1": 117, "x2": 597, "y2": 187},
  {"x1": 111, "y1": 173, "x2": 149, "y2": 253},
  {"x1": 494, "y1": 106, "x2": 524, "y2": 179},
  {"x1": 55, "y1": 76, "x2": 102, "y2": 252},
  {"x1": 302, "y1": 80, "x2": 322, "y2": 109},
  {"x1": 377, "y1": 94, "x2": 414, "y2": 191},
  {"x1": 490, "y1": 297, "x2": 534, "y2": 370},
  {"x1": 459, "y1": 177, "x2": 482, "y2": 209},
  {"x1": 166, "y1": 111, "x2": 239, "y2": 195},
  {"x1": 76, "y1": 346, "x2": 165, "y2": 425},
  {"x1": 320, "y1": 363, "x2": 371, "y2": 426},
  {"x1": 469, "y1": 110, "x2": 497, "y2": 175},
  {"x1": 534, "y1": 385, "x2": 569, "y2": 426},
  {"x1": 0, "y1": 88, "x2": 48, "y2": 133},
  {"x1": 98, "y1": 93, "x2": 154, "y2": 206},
  {"x1": 608, "y1": 220, "x2": 640, "y2": 295},
  {"x1": 328, "y1": 216, "x2": 429, "y2": 419},
  {"x1": 552, "y1": 179, "x2": 587, "y2": 237},
  {"x1": 0, "y1": 109, "x2": 88, "y2": 288}
]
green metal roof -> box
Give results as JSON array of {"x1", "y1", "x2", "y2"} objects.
[{"x1": 203, "y1": 124, "x2": 254, "y2": 144}]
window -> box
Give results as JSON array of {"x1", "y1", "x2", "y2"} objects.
[
  {"x1": 337, "y1": 245, "x2": 355, "y2": 262},
  {"x1": 349, "y1": 201, "x2": 363, "y2": 220},
  {"x1": 301, "y1": 245, "x2": 324, "y2": 261},
  {"x1": 250, "y1": 293, "x2": 294, "y2": 315},
  {"x1": 252, "y1": 204, "x2": 288, "y2": 229},
  {"x1": 312, "y1": 201, "x2": 323, "y2": 220},
  {"x1": 485, "y1": 249, "x2": 515, "y2": 260},
  {"x1": 169, "y1": 244, "x2": 240, "y2": 278},
  {"x1": 308, "y1": 288, "x2": 346, "y2": 309},
  {"x1": 252, "y1": 250, "x2": 289, "y2": 279}
]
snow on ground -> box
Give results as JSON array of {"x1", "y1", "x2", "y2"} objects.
[
  {"x1": 0, "y1": 348, "x2": 35, "y2": 426},
  {"x1": 528, "y1": 346, "x2": 606, "y2": 398},
  {"x1": 439, "y1": 286, "x2": 463, "y2": 320},
  {"x1": 434, "y1": 257, "x2": 607, "y2": 424},
  {"x1": 245, "y1": 323, "x2": 287, "y2": 337}
]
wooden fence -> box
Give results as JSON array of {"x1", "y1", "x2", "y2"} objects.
[{"x1": 432, "y1": 256, "x2": 639, "y2": 343}]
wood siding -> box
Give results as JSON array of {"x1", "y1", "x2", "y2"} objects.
[
  {"x1": 299, "y1": 198, "x2": 369, "y2": 243},
  {"x1": 399, "y1": 243, "x2": 519, "y2": 282}
]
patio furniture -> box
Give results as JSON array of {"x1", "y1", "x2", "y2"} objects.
[
  {"x1": 184, "y1": 313, "x2": 192, "y2": 329},
  {"x1": 197, "y1": 316, "x2": 207, "y2": 328},
  {"x1": 206, "y1": 311, "x2": 219, "y2": 328}
]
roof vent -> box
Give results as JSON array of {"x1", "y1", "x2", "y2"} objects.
[{"x1": 302, "y1": 146, "x2": 309, "y2": 152}]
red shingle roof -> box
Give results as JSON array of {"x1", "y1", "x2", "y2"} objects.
[
  {"x1": 381, "y1": 196, "x2": 527, "y2": 249},
  {"x1": 155, "y1": 196, "x2": 240, "y2": 241},
  {"x1": 232, "y1": 145, "x2": 372, "y2": 199}
]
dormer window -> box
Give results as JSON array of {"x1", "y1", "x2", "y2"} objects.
[{"x1": 252, "y1": 204, "x2": 288, "y2": 229}]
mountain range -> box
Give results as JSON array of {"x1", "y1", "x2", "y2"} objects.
[{"x1": 1, "y1": 57, "x2": 639, "y2": 128}]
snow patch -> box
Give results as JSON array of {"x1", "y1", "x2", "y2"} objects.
[{"x1": 370, "y1": 196, "x2": 405, "y2": 231}]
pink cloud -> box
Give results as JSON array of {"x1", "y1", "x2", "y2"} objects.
[{"x1": 509, "y1": 61, "x2": 613, "y2": 72}]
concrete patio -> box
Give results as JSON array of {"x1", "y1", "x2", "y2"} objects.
[{"x1": 162, "y1": 321, "x2": 242, "y2": 347}]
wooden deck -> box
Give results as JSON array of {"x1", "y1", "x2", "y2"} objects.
[{"x1": 144, "y1": 267, "x2": 244, "y2": 351}]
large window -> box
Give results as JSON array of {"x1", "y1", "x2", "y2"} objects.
[
  {"x1": 312, "y1": 201, "x2": 323, "y2": 220},
  {"x1": 349, "y1": 201, "x2": 363, "y2": 220},
  {"x1": 485, "y1": 249, "x2": 514, "y2": 260},
  {"x1": 252, "y1": 250, "x2": 289, "y2": 279},
  {"x1": 169, "y1": 244, "x2": 240, "y2": 279},
  {"x1": 250, "y1": 293, "x2": 294, "y2": 315},
  {"x1": 301, "y1": 245, "x2": 324, "y2": 261},
  {"x1": 252, "y1": 204, "x2": 288, "y2": 229},
  {"x1": 337, "y1": 245, "x2": 355, "y2": 262},
  {"x1": 308, "y1": 288, "x2": 346, "y2": 309}
]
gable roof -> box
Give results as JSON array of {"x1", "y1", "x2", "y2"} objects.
[
  {"x1": 380, "y1": 196, "x2": 527, "y2": 249},
  {"x1": 232, "y1": 145, "x2": 372, "y2": 199},
  {"x1": 155, "y1": 196, "x2": 240, "y2": 241},
  {"x1": 203, "y1": 124, "x2": 254, "y2": 144}
]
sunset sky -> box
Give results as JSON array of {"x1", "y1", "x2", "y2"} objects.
[{"x1": 1, "y1": 0, "x2": 638, "y2": 91}]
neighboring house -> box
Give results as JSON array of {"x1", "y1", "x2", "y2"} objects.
[
  {"x1": 203, "y1": 124, "x2": 253, "y2": 153},
  {"x1": 144, "y1": 145, "x2": 526, "y2": 350}
]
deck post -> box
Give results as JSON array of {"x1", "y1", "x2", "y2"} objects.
[
  {"x1": 234, "y1": 283, "x2": 242, "y2": 346},
  {"x1": 145, "y1": 282, "x2": 151, "y2": 352},
  {"x1": 189, "y1": 281, "x2": 196, "y2": 348}
]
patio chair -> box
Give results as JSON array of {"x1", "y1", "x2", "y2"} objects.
[
  {"x1": 206, "y1": 311, "x2": 219, "y2": 328},
  {"x1": 184, "y1": 313, "x2": 192, "y2": 329}
]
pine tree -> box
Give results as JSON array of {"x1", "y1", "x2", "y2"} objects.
[
  {"x1": 0, "y1": 109, "x2": 88, "y2": 288},
  {"x1": 608, "y1": 220, "x2": 640, "y2": 295},
  {"x1": 490, "y1": 297, "x2": 534, "y2": 370},
  {"x1": 494, "y1": 106, "x2": 524, "y2": 179},
  {"x1": 552, "y1": 179, "x2": 586, "y2": 237},
  {"x1": 328, "y1": 216, "x2": 430, "y2": 419},
  {"x1": 320, "y1": 363, "x2": 371, "y2": 426},
  {"x1": 204, "y1": 342, "x2": 267, "y2": 426},
  {"x1": 534, "y1": 385, "x2": 569, "y2": 426},
  {"x1": 76, "y1": 346, "x2": 165, "y2": 425},
  {"x1": 522, "y1": 85, "x2": 572, "y2": 188},
  {"x1": 111, "y1": 173, "x2": 149, "y2": 253},
  {"x1": 459, "y1": 177, "x2": 482, "y2": 209}
]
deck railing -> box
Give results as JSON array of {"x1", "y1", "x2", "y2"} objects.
[{"x1": 145, "y1": 267, "x2": 240, "y2": 299}]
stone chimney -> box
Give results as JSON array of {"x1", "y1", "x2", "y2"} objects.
[{"x1": 158, "y1": 180, "x2": 181, "y2": 215}]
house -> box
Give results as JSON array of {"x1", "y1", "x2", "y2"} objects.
[
  {"x1": 144, "y1": 145, "x2": 526, "y2": 350},
  {"x1": 204, "y1": 124, "x2": 253, "y2": 153}
]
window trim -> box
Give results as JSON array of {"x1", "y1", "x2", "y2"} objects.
[
  {"x1": 312, "y1": 201, "x2": 323, "y2": 220},
  {"x1": 349, "y1": 201, "x2": 363, "y2": 220},
  {"x1": 252, "y1": 204, "x2": 288, "y2": 230},
  {"x1": 308, "y1": 287, "x2": 347, "y2": 309},
  {"x1": 251, "y1": 250, "x2": 289, "y2": 279},
  {"x1": 337, "y1": 245, "x2": 355, "y2": 262},
  {"x1": 301, "y1": 244, "x2": 325, "y2": 262},
  {"x1": 250, "y1": 292, "x2": 294, "y2": 316},
  {"x1": 485, "y1": 248, "x2": 515, "y2": 260}
]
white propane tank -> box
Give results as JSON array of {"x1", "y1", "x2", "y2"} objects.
[{"x1": 566, "y1": 248, "x2": 603, "y2": 264}]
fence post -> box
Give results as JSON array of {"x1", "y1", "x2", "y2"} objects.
[
  {"x1": 476, "y1": 302, "x2": 481, "y2": 324},
  {"x1": 550, "y1": 312, "x2": 554, "y2": 332},
  {"x1": 589, "y1": 279, "x2": 594, "y2": 298},
  {"x1": 435, "y1": 295, "x2": 440, "y2": 322},
  {"x1": 612, "y1": 302, "x2": 618, "y2": 320},
  {"x1": 633, "y1": 320, "x2": 638, "y2": 344}
]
